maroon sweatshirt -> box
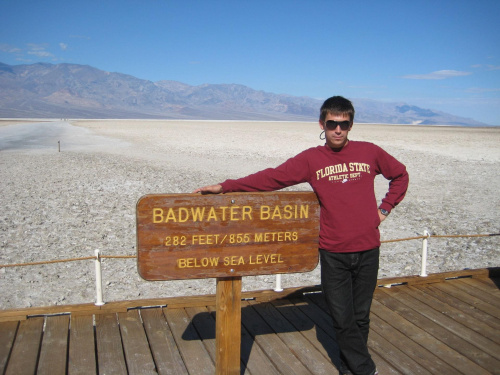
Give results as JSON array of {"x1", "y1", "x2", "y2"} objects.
[{"x1": 221, "y1": 141, "x2": 409, "y2": 253}]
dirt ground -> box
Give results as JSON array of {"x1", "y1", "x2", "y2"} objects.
[{"x1": 1, "y1": 120, "x2": 498, "y2": 309}]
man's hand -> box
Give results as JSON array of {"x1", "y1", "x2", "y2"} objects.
[
  {"x1": 192, "y1": 184, "x2": 223, "y2": 194},
  {"x1": 378, "y1": 209, "x2": 387, "y2": 223}
]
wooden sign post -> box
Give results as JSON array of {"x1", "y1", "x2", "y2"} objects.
[
  {"x1": 215, "y1": 276, "x2": 241, "y2": 374},
  {"x1": 137, "y1": 192, "x2": 320, "y2": 374}
]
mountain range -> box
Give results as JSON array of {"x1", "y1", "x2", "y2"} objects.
[{"x1": 0, "y1": 62, "x2": 487, "y2": 126}]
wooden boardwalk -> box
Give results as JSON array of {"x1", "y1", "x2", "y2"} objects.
[{"x1": 0, "y1": 268, "x2": 499, "y2": 374}]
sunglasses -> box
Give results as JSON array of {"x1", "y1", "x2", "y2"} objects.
[{"x1": 324, "y1": 120, "x2": 351, "y2": 131}]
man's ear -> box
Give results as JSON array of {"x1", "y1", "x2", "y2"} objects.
[{"x1": 319, "y1": 120, "x2": 325, "y2": 130}]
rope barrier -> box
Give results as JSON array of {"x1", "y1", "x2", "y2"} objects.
[
  {"x1": 0, "y1": 254, "x2": 134, "y2": 268},
  {"x1": 101, "y1": 255, "x2": 136, "y2": 259},
  {"x1": 0, "y1": 233, "x2": 498, "y2": 268},
  {"x1": 430, "y1": 233, "x2": 499, "y2": 238},
  {"x1": 0, "y1": 256, "x2": 95, "y2": 268},
  {"x1": 381, "y1": 235, "x2": 426, "y2": 243},
  {"x1": 380, "y1": 233, "x2": 499, "y2": 244}
]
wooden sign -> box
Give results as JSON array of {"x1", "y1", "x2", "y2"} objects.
[{"x1": 137, "y1": 192, "x2": 320, "y2": 280}]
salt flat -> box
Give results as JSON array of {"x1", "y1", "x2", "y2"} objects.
[{"x1": 0, "y1": 120, "x2": 499, "y2": 309}]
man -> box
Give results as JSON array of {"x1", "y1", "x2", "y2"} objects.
[{"x1": 193, "y1": 96, "x2": 409, "y2": 375}]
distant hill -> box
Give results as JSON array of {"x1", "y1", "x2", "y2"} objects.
[{"x1": 0, "y1": 62, "x2": 487, "y2": 126}]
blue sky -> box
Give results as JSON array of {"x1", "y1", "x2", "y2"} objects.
[{"x1": 1, "y1": 0, "x2": 499, "y2": 125}]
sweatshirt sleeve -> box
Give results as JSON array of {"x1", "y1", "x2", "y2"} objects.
[
  {"x1": 375, "y1": 146, "x2": 409, "y2": 213},
  {"x1": 220, "y1": 150, "x2": 312, "y2": 193}
]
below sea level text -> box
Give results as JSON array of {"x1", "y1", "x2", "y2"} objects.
[{"x1": 177, "y1": 254, "x2": 284, "y2": 268}]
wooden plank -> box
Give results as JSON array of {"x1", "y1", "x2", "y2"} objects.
[
  {"x1": 184, "y1": 306, "x2": 218, "y2": 362},
  {"x1": 271, "y1": 299, "x2": 337, "y2": 362},
  {"x1": 163, "y1": 307, "x2": 215, "y2": 375},
  {"x1": 371, "y1": 299, "x2": 489, "y2": 374},
  {"x1": 453, "y1": 278, "x2": 500, "y2": 308},
  {"x1": 240, "y1": 322, "x2": 279, "y2": 375},
  {"x1": 368, "y1": 329, "x2": 432, "y2": 374},
  {"x1": 0, "y1": 321, "x2": 18, "y2": 374},
  {"x1": 185, "y1": 305, "x2": 253, "y2": 375},
  {"x1": 140, "y1": 308, "x2": 188, "y2": 375},
  {"x1": 4, "y1": 317, "x2": 44, "y2": 375},
  {"x1": 251, "y1": 299, "x2": 338, "y2": 374},
  {"x1": 240, "y1": 301, "x2": 311, "y2": 374},
  {"x1": 118, "y1": 309, "x2": 157, "y2": 374},
  {"x1": 95, "y1": 313, "x2": 128, "y2": 374},
  {"x1": 37, "y1": 314, "x2": 70, "y2": 375},
  {"x1": 287, "y1": 296, "x2": 343, "y2": 375},
  {"x1": 367, "y1": 353, "x2": 401, "y2": 375},
  {"x1": 423, "y1": 284, "x2": 500, "y2": 331},
  {"x1": 163, "y1": 296, "x2": 214, "y2": 309},
  {"x1": 376, "y1": 288, "x2": 500, "y2": 372},
  {"x1": 474, "y1": 276, "x2": 500, "y2": 292},
  {"x1": 204, "y1": 304, "x2": 281, "y2": 375},
  {"x1": 370, "y1": 307, "x2": 459, "y2": 373},
  {"x1": 431, "y1": 281, "x2": 500, "y2": 319},
  {"x1": 395, "y1": 286, "x2": 500, "y2": 359},
  {"x1": 68, "y1": 314, "x2": 97, "y2": 375},
  {"x1": 293, "y1": 294, "x2": 334, "y2": 330},
  {"x1": 0, "y1": 302, "x2": 99, "y2": 319},
  {"x1": 408, "y1": 285, "x2": 500, "y2": 345},
  {"x1": 460, "y1": 277, "x2": 500, "y2": 297},
  {"x1": 0, "y1": 315, "x2": 26, "y2": 322}
]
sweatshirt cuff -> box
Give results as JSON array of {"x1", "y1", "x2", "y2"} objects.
[{"x1": 220, "y1": 181, "x2": 230, "y2": 193}]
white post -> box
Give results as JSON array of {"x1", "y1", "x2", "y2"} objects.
[
  {"x1": 95, "y1": 249, "x2": 105, "y2": 305},
  {"x1": 420, "y1": 230, "x2": 429, "y2": 277},
  {"x1": 274, "y1": 274, "x2": 284, "y2": 292}
]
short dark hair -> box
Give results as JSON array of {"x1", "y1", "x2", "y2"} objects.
[{"x1": 319, "y1": 96, "x2": 355, "y2": 123}]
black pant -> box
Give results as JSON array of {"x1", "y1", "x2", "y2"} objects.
[{"x1": 320, "y1": 248, "x2": 379, "y2": 375}]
